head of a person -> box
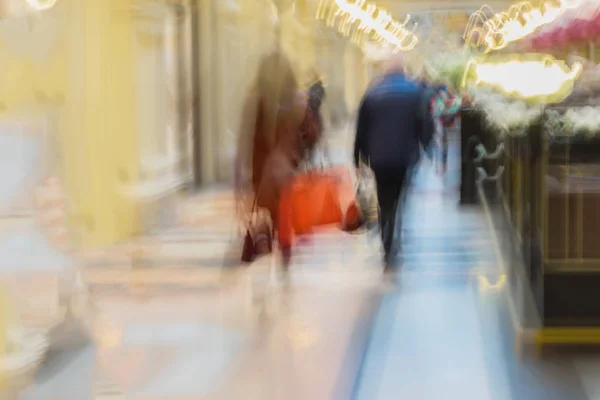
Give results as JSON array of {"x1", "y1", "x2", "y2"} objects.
[
  {"x1": 254, "y1": 51, "x2": 308, "y2": 151},
  {"x1": 307, "y1": 69, "x2": 323, "y2": 86},
  {"x1": 418, "y1": 69, "x2": 432, "y2": 87},
  {"x1": 238, "y1": 50, "x2": 305, "y2": 193},
  {"x1": 255, "y1": 50, "x2": 299, "y2": 113},
  {"x1": 382, "y1": 53, "x2": 406, "y2": 76}
]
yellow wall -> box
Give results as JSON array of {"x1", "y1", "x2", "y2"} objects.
[
  {"x1": 1, "y1": 0, "x2": 197, "y2": 247},
  {"x1": 0, "y1": 0, "x2": 143, "y2": 248},
  {"x1": 38, "y1": 0, "x2": 142, "y2": 248},
  {"x1": 0, "y1": 5, "x2": 68, "y2": 114}
]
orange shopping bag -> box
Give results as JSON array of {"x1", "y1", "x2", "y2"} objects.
[
  {"x1": 279, "y1": 172, "x2": 343, "y2": 237},
  {"x1": 278, "y1": 166, "x2": 358, "y2": 249},
  {"x1": 291, "y1": 172, "x2": 343, "y2": 234}
]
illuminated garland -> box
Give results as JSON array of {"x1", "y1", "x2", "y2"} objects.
[
  {"x1": 316, "y1": 0, "x2": 417, "y2": 52},
  {"x1": 464, "y1": 0, "x2": 584, "y2": 53}
]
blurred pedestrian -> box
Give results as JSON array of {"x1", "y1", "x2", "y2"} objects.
[
  {"x1": 353, "y1": 54, "x2": 435, "y2": 270},
  {"x1": 301, "y1": 74, "x2": 326, "y2": 161},
  {"x1": 235, "y1": 51, "x2": 313, "y2": 269},
  {"x1": 433, "y1": 84, "x2": 462, "y2": 175}
]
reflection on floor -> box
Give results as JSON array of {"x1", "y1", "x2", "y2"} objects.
[
  {"x1": 355, "y1": 146, "x2": 506, "y2": 400},
  {"x1": 355, "y1": 138, "x2": 594, "y2": 400},
  {"x1": 7, "y1": 130, "x2": 600, "y2": 400}
]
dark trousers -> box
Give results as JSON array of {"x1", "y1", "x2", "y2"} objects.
[
  {"x1": 440, "y1": 125, "x2": 448, "y2": 170},
  {"x1": 373, "y1": 167, "x2": 408, "y2": 259}
]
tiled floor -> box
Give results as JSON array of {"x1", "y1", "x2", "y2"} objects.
[
  {"x1": 354, "y1": 134, "x2": 598, "y2": 400},
  {"x1": 3, "y1": 127, "x2": 600, "y2": 399},
  {"x1": 354, "y1": 144, "x2": 506, "y2": 400}
]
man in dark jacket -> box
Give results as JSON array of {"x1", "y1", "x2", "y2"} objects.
[{"x1": 354, "y1": 58, "x2": 434, "y2": 268}]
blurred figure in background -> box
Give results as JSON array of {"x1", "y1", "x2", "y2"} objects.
[
  {"x1": 432, "y1": 84, "x2": 462, "y2": 175},
  {"x1": 235, "y1": 51, "x2": 321, "y2": 269},
  {"x1": 433, "y1": 84, "x2": 449, "y2": 174},
  {"x1": 301, "y1": 72, "x2": 326, "y2": 162},
  {"x1": 354, "y1": 55, "x2": 434, "y2": 270},
  {"x1": 418, "y1": 73, "x2": 438, "y2": 162},
  {"x1": 307, "y1": 73, "x2": 326, "y2": 112}
]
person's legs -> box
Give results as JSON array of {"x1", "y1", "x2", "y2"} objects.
[
  {"x1": 374, "y1": 169, "x2": 407, "y2": 264},
  {"x1": 376, "y1": 182, "x2": 398, "y2": 258},
  {"x1": 441, "y1": 125, "x2": 448, "y2": 173}
]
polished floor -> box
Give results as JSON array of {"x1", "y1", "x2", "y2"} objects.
[{"x1": 1, "y1": 128, "x2": 600, "y2": 399}]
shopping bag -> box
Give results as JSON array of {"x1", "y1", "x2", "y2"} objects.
[
  {"x1": 307, "y1": 165, "x2": 372, "y2": 234},
  {"x1": 289, "y1": 173, "x2": 344, "y2": 235},
  {"x1": 342, "y1": 166, "x2": 378, "y2": 233},
  {"x1": 356, "y1": 168, "x2": 378, "y2": 225}
]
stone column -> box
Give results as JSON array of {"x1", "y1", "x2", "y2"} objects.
[
  {"x1": 135, "y1": 14, "x2": 166, "y2": 164},
  {"x1": 190, "y1": 0, "x2": 202, "y2": 187},
  {"x1": 214, "y1": 1, "x2": 241, "y2": 182},
  {"x1": 171, "y1": 1, "x2": 194, "y2": 183},
  {"x1": 196, "y1": 0, "x2": 217, "y2": 184},
  {"x1": 60, "y1": 0, "x2": 141, "y2": 247}
]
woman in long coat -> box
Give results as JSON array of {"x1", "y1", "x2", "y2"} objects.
[{"x1": 235, "y1": 51, "x2": 318, "y2": 268}]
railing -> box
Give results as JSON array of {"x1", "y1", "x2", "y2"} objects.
[
  {"x1": 460, "y1": 108, "x2": 504, "y2": 204},
  {"x1": 463, "y1": 106, "x2": 600, "y2": 328}
]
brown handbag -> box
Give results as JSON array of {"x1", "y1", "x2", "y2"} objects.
[{"x1": 241, "y1": 196, "x2": 273, "y2": 263}]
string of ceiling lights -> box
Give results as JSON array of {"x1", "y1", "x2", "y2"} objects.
[
  {"x1": 460, "y1": 2, "x2": 586, "y2": 105},
  {"x1": 464, "y1": 0, "x2": 585, "y2": 52},
  {"x1": 316, "y1": 0, "x2": 418, "y2": 52},
  {"x1": 23, "y1": 0, "x2": 418, "y2": 52}
]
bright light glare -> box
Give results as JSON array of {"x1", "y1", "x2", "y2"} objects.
[
  {"x1": 316, "y1": 0, "x2": 417, "y2": 52},
  {"x1": 465, "y1": 0, "x2": 586, "y2": 52},
  {"x1": 464, "y1": 55, "x2": 582, "y2": 102}
]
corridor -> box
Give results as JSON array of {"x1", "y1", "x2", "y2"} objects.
[
  {"x1": 4, "y1": 0, "x2": 600, "y2": 398},
  {"x1": 355, "y1": 150, "x2": 506, "y2": 399},
  {"x1": 0, "y1": 127, "x2": 598, "y2": 399}
]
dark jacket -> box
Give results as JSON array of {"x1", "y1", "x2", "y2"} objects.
[{"x1": 354, "y1": 73, "x2": 434, "y2": 171}]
